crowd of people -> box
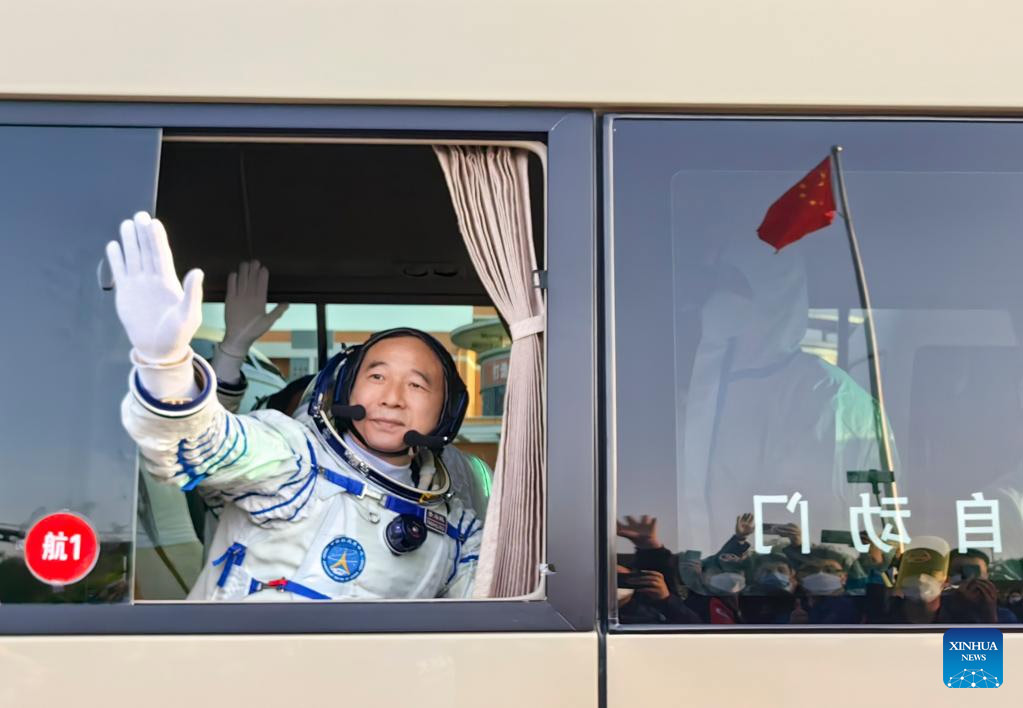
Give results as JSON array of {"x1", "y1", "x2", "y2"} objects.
[{"x1": 617, "y1": 513, "x2": 1023, "y2": 625}]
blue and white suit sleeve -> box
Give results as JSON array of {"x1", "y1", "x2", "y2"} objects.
[
  {"x1": 439, "y1": 507, "x2": 484, "y2": 599},
  {"x1": 122, "y1": 353, "x2": 318, "y2": 524},
  {"x1": 215, "y1": 369, "x2": 247, "y2": 414}
]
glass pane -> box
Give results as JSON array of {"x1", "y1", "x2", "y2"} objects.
[
  {"x1": 612, "y1": 119, "x2": 1023, "y2": 626},
  {"x1": 0, "y1": 126, "x2": 160, "y2": 603}
]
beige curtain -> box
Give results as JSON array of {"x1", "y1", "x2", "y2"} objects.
[{"x1": 433, "y1": 145, "x2": 546, "y2": 598}]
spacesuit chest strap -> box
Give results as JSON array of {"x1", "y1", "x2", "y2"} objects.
[
  {"x1": 211, "y1": 541, "x2": 333, "y2": 600},
  {"x1": 249, "y1": 577, "x2": 331, "y2": 600},
  {"x1": 317, "y1": 464, "x2": 463, "y2": 542}
]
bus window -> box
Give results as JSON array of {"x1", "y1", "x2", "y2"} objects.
[
  {"x1": 130, "y1": 139, "x2": 531, "y2": 603},
  {"x1": 136, "y1": 300, "x2": 503, "y2": 600},
  {"x1": 610, "y1": 117, "x2": 1023, "y2": 627},
  {"x1": 0, "y1": 105, "x2": 595, "y2": 638},
  {"x1": 0, "y1": 125, "x2": 160, "y2": 604}
]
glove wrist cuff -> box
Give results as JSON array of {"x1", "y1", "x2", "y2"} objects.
[
  {"x1": 130, "y1": 348, "x2": 193, "y2": 369},
  {"x1": 212, "y1": 342, "x2": 246, "y2": 386},
  {"x1": 130, "y1": 348, "x2": 200, "y2": 401},
  {"x1": 217, "y1": 340, "x2": 250, "y2": 360}
]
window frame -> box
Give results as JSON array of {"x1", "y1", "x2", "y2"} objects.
[{"x1": 0, "y1": 102, "x2": 596, "y2": 635}]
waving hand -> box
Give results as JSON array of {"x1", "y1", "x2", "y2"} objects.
[{"x1": 105, "y1": 211, "x2": 204, "y2": 365}]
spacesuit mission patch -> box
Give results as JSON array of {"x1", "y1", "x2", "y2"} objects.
[{"x1": 321, "y1": 536, "x2": 366, "y2": 582}]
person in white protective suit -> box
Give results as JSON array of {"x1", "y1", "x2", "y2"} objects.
[
  {"x1": 679, "y1": 237, "x2": 893, "y2": 555},
  {"x1": 107, "y1": 212, "x2": 482, "y2": 601}
]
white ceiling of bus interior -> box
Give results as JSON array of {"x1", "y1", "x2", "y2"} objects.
[{"x1": 155, "y1": 140, "x2": 544, "y2": 304}]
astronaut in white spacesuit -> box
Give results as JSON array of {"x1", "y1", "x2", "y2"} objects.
[
  {"x1": 107, "y1": 212, "x2": 482, "y2": 601},
  {"x1": 679, "y1": 237, "x2": 887, "y2": 554}
]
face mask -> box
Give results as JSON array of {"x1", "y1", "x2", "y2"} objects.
[
  {"x1": 1009, "y1": 595, "x2": 1022, "y2": 605},
  {"x1": 708, "y1": 572, "x2": 746, "y2": 595},
  {"x1": 758, "y1": 571, "x2": 794, "y2": 593},
  {"x1": 617, "y1": 588, "x2": 635, "y2": 604},
  {"x1": 801, "y1": 572, "x2": 843, "y2": 595},
  {"x1": 902, "y1": 574, "x2": 942, "y2": 603}
]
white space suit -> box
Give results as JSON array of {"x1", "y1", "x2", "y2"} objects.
[
  {"x1": 125, "y1": 355, "x2": 482, "y2": 601},
  {"x1": 680, "y1": 239, "x2": 888, "y2": 553}
]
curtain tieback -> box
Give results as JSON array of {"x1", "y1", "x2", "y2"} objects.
[{"x1": 509, "y1": 314, "x2": 545, "y2": 341}]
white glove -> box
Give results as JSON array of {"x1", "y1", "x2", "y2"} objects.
[
  {"x1": 212, "y1": 260, "x2": 288, "y2": 385},
  {"x1": 106, "y1": 212, "x2": 204, "y2": 400}
]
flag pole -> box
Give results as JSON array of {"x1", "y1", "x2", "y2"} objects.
[{"x1": 830, "y1": 146, "x2": 899, "y2": 505}]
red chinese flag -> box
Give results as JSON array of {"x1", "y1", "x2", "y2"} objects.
[{"x1": 756, "y1": 157, "x2": 837, "y2": 251}]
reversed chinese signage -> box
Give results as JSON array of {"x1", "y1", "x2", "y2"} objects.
[{"x1": 753, "y1": 492, "x2": 1001, "y2": 554}]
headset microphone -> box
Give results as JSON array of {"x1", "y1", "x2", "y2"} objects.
[
  {"x1": 403, "y1": 430, "x2": 449, "y2": 450},
  {"x1": 331, "y1": 404, "x2": 366, "y2": 421}
]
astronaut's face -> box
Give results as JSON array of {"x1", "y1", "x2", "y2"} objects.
[{"x1": 349, "y1": 336, "x2": 445, "y2": 457}]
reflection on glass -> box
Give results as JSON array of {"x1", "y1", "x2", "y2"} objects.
[
  {"x1": 614, "y1": 120, "x2": 1023, "y2": 625},
  {"x1": 674, "y1": 180, "x2": 883, "y2": 558}
]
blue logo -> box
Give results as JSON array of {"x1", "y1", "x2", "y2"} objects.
[
  {"x1": 321, "y1": 536, "x2": 366, "y2": 583},
  {"x1": 944, "y1": 628, "x2": 1003, "y2": 688}
]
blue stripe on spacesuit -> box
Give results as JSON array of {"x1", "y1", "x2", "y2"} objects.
[
  {"x1": 281, "y1": 480, "x2": 317, "y2": 522},
  {"x1": 180, "y1": 472, "x2": 208, "y2": 492},
  {"x1": 381, "y1": 495, "x2": 462, "y2": 541},
  {"x1": 462, "y1": 517, "x2": 482, "y2": 540},
  {"x1": 175, "y1": 414, "x2": 233, "y2": 474},
  {"x1": 177, "y1": 425, "x2": 217, "y2": 453},
  {"x1": 231, "y1": 468, "x2": 307, "y2": 502},
  {"x1": 319, "y1": 467, "x2": 365, "y2": 495},
  {"x1": 178, "y1": 425, "x2": 228, "y2": 467},
  {"x1": 203, "y1": 416, "x2": 244, "y2": 469},
  {"x1": 173, "y1": 413, "x2": 250, "y2": 492},
  {"x1": 230, "y1": 446, "x2": 307, "y2": 504},
  {"x1": 175, "y1": 439, "x2": 209, "y2": 491},
  {"x1": 248, "y1": 577, "x2": 331, "y2": 600},
  {"x1": 447, "y1": 535, "x2": 462, "y2": 583},
  {"x1": 248, "y1": 467, "x2": 317, "y2": 517},
  {"x1": 314, "y1": 461, "x2": 468, "y2": 541},
  {"x1": 231, "y1": 473, "x2": 308, "y2": 504},
  {"x1": 446, "y1": 511, "x2": 483, "y2": 583},
  {"x1": 211, "y1": 542, "x2": 247, "y2": 587}
]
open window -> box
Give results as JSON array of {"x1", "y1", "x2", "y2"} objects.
[
  {"x1": 0, "y1": 105, "x2": 595, "y2": 634},
  {"x1": 135, "y1": 137, "x2": 543, "y2": 601}
]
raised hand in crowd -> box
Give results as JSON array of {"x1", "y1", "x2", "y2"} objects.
[
  {"x1": 617, "y1": 515, "x2": 663, "y2": 550},
  {"x1": 734, "y1": 512, "x2": 755, "y2": 538}
]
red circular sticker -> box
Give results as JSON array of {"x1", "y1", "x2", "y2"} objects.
[{"x1": 24, "y1": 512, "x2": 100, "y2": 586}]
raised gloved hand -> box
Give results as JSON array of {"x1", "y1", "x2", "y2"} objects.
[
  {"x1": 212, "y1": 260, "x2": 288, "y2": 384},
  {"x1": 106, "y1": 212, "x2": 204, "y2": 399}
]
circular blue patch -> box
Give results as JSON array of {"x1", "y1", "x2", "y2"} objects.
[{"x1": 321, "y1": 536, "x2": 366, "y2": 583}]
